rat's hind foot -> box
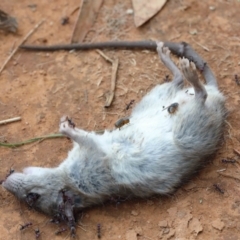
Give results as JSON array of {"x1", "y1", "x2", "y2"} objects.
[
  {"x1": 156, "y1": 41, "x2": 183, "y2": 87},
  {"x1": 180, "y1": 58, "x2": 198, "y2": 83},
  {"x1": 179, "y1": 58, "x2": 207, "y2": 103},
  {"x1": 59, "y1": 116, "x2": 97, "y2": 148},
  {"x1": 59, "y1": 116, "x2": 76, "y2": 137},
  {"x1": 163, "y1": 41, "x2": 218, "y2": 88},
  {"x1": 59, "y1": 116, "x2": 86, "y2": 144}
]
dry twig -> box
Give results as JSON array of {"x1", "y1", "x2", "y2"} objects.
[
  {"x1": 0, "y1": 116, "x2": 21, "y2": 125},
  {"x1": 218, "y1": 172, "x2": 240, "y2": 181},
  {"x1": 96, "y1": 49, "x2": 113, "y2": 63},
  {"x1": 0, "y1": 19, "x2": 45, "y2": 75},
  {"x1": 233, "y1": 148, "x2": 240, "y2": 156},
  {"x1": 191, "y1": 38, "x2": 209, "y2": 52},
  {"x1": 96, "y1": 50, "x2": 119, "y2": 107}
]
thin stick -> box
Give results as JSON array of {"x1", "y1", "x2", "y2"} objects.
[
  {"x1": 96, "y1": 50, "x2": 119, "y2": 107},
  {"x1": 96, "y1": 49, "x2": 113, "y2": 63},
  {"x1": 0, "y1": 19, "x2": 45, "y2": 75},
  {"x1": 225, "y1": 120, "x2": 233, "y2": 129},
  {"x1": 0, "y1": 116, "x2": 21, "y2": 125},
  {"x1": 143, "y1": 236, "x2": 154, "y2": 240},
  {"x1": 105, "y1": 58, "x2": 119, "y2": 107},
  {"x1": 191, "y1": 38, "x2": 210, "y2": 52},
  {"x1": 64, "y1": 232, "x2": 71, "y2": 240},
  {"x1": 233, "y1": 148, "x2": 240, "y2": 156},
  {"x1": 216, "y1": 169, "x2": 226, "y2": 172},
  {"x1": 169, "y1": 34, "x2": 181, "y2": 41},
  {"x1": 77, "y1": 225, "x2": 87, "y2": 232},
  {"x1": 218, "y1": 172, "x2": 240, "y2": 181},
  {"x1": 70, "y1": 6, "x2": 80, "y2": 15}
]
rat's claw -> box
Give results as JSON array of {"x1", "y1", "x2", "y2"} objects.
[
  {"x1": 60, "y1": 116, "x2": 69, "y2": 123},
  {"x1": 156, "y1": 41, "x2": 164, "y2": 53}
]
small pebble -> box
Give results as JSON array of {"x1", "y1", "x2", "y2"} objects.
[
  {"x1": 158, "y1": 220, "x2": 168, "y2": 228},
  {"x1": 209, "y1": 6, "x2": 216, "y2": 11},
  {"x1": 126, "y1": 9, "x2": 134, "y2": 15},
  {"x1": 131, "y1": 210, "x2": 139, "y2": 216}
]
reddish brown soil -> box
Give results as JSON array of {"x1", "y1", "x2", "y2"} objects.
[{"x1": 1, "y1": 0, "x2": 240, "y2": 239}]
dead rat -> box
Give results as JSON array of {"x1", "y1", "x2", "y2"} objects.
[{"x1": 3, "y1": 41, "x2": 226, "y2": 236}]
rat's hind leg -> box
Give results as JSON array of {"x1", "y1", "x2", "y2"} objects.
[
  {"x1": 180, "y1": 58, "x2": 207, "y2": 103},
  {"x1": 156, "y1": 42, "x2": 183, "y2": 87},
  {"x1": 164, "y1": 42, "x2": 218, "y2": 88},
  {"x1": 59, "y1": 116, "x2": 96, "y2": 148}
]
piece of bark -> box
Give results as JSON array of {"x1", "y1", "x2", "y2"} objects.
[
  {"x1": 71, "y1": 0, "x2": 103, "y2": 43},
  {"x1": 132, "y1": 0, "x2": 168, "y2": 27}
]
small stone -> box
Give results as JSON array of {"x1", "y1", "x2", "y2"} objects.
[
  {"x1": 39, "y1": 70, "x2": 47, "y2": 76},
  {"x1": 131, "y1": 210, "x2": 139, "y2": 216},
  {"x1": 209, "y1": 6, "x2": 216, "y2": 11},
  {"x1": 126, "y1": 9, "x2": 134, "y2": 15},
  {"x1": 163, "y1": 227, "x2": 170, "y2": 234},
  {"x1": 212, "y1": 219, "x2": 225, "y2": 231},
  {"x1": 189, "y1": 29, "x2": 198, "y2": 35},
  {"x1": 126, "y1": 230, "x2": 137, "y2": 240},
  {"x1": 166, "y1": 229, "x2": 175, "y2": 239},
  {"x1": 183, "y1": 182, "x2": 196, "y2": 190},
  {"x1": 134, "y1": 226, "x2": 142, "y2": 236},
  {"x1": 189, "y1": 218, "x2": 203, "y2": 235},
  {"x1": 167, "y1": 207, "x2": 177, "y2": 217},
  {"x1": 28, "y1": 4, "x2": 37, "y2": 11},
  {"x1": 158, "y1": 220, "x2": 168, "y2": 228}
]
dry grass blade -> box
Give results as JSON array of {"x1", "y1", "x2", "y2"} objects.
[{"x1": 0, "y1": 133, "x2": 65, "y2": 148}]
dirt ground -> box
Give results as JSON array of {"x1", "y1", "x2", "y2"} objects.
[{"x1": 0, "y1": 0, "x2": 240, "y2": 239}]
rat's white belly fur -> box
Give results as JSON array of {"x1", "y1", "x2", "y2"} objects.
[{"x1": 60, "y1": 84, "x2": 223, "y2": 195}]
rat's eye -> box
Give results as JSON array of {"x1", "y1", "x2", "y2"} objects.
[{"x1": 25, "y1": 192, "x2": 40, "y2": 207}]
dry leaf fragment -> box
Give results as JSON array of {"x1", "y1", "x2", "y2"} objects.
[{"x1": 132, "y1": 0, "x2": 168, "y2": 27}]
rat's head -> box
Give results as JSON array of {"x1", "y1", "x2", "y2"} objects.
[{"x1": 2, "y1": 166, "x2": 64, "y2": 216}]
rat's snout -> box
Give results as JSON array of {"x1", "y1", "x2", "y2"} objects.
[{"x1": 2, "y1": 172, "x2": 25, "y2": 197}]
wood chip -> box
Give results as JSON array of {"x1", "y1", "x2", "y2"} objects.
[{"x1": 71, "y1": 0, "x2": 103, "y2": 43}]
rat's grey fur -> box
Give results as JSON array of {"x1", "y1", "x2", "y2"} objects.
[{"x1": 3, "y1": 42, "x2": 226, "y2": 219}]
